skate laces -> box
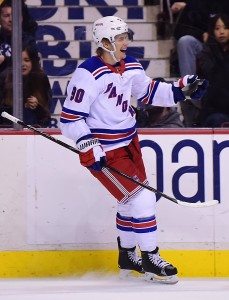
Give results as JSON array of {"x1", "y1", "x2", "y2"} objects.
[
  {"x1": 127, "y1": 250, "x2": 142, "y2": 266},
  {"x1": 148, "y1": 252, "x2": 170, "y2": 268}
]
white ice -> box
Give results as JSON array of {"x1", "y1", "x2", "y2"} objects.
[{"x1": 0, "y1": 274, "x2": 228, "y2": 300}]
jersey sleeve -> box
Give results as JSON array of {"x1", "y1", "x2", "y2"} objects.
[
  {"x1": 138, "y1": 80, "x2": 178, "y2": 107},
  {"x1": 130, "y1": 61, "x2": 178, "y2": 107}
]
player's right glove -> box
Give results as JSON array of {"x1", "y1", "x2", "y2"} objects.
[
  {"x1": 76, "y1": 135, "x2": 107, "y2": 172},
  {"x1": 0, "y1": 43, "x2": 12, "y2": 58}
]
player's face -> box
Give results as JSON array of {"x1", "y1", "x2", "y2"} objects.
[{"x1": 114, "y1": 32, "x2": 130, "y2": 60}]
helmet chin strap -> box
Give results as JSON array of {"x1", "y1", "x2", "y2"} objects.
[{"x1": 100, "y1": 43, "x2": 119, "y2": 63}]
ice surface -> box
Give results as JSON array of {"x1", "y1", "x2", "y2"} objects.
[{"x1": 0, "y1": 274, "x2": 228, "y2": 300}]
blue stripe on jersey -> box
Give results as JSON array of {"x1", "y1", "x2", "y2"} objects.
[
  {"x1": 98, "y1": 131, "x2": 137, "y2": 145},
  {"x1": 138, "y1": 84, "x2": 150, "y2": 102},
  {"x1": 60, "y1": 107, "x2": 88, "y2": 123},
  {"x1": 149, "y1": 80, "x2": 160, "y2": 104},
  {"x1": 91, "y1": 126, "x2": 135, "y2": 134},
  {"x1": 125, "y1": 62, "x2": 143, "y2": 72},
  {"x1": 94, "y1": 70, "x2": 112, "y2": 80},
  {"x1": 78, "y1": 57, "x2": 114, "y2": 80},
  {"x1": 78, "y1": 56, "x2": 104, "y2": 73},
  {"x1": 91, "y1": 126, "x2": 137, "y2": 145},
  {"x1": 132, "y1": 215, "x2": 157, "y2": 233},
  {"x1": 138, "y1": 80, "x2": 160, "y2": 105},
  {"x1": 125, "y1": 66, "x2": 143, "y2": 72},
  {"x1": 124, "y1": 55, "x2": 144, "y2": 72}
]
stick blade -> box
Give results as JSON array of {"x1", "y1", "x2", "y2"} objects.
[{"x1": 177, "y1": 199, "x2": 219, "y2": 208}]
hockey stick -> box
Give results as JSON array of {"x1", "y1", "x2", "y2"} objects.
[
  {"x1": 1, "y1": 111, "x2": 219, "y2": 208},
  {"x1": 105, "y1": 165, "x2": 218, "y2": 207}
]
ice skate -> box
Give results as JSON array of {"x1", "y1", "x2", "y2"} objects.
[
  {"x1": 141, "y1": 247, "x2": 178, "y2": 284},
  {"x1": 117, "y1": 237, "x2": 144, "y2": 279}
]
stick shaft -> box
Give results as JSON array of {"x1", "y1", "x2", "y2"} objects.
[
  {"x1": 105, "y1": 165, "x2": 178, "y2": 203},
  {"x1": 1, "y1": 112, "x2": 78, "y2": 153}
]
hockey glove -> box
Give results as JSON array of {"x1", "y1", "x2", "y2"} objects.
[
  {"x1": 184, "y1": 78, "x2": 209, "y2": 100},
  {"x1": 76, "y1": 136, "x2": 106, "y2": 172},
  {"x1": 0, "y1": 43, "x2": 12, "y2": 58},
  {"x1": 172, "y1": 75, "x2": 208, "y2": 103}
]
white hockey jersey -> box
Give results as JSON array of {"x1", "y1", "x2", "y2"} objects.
[{"x1": 60, "y1": 55, "x2": 179, "y2": 151}]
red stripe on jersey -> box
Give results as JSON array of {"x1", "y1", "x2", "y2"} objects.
[
  {"x1": 116, "y1": 219, "x2": 132, "y2": 227},
  {"x1": 126, "y1": 63, "x2": 141, "y2": 67},
  {"x1": 93, "y1": 129, "x2": 136, "y2": 141},
  {"x1": 132, "y1": 220, "x2": 157, "y2": 229},
  {"x1": 142, "y1": 81, "x2": 155, "y2": 104},
  {"x1": 60, "y1": 112, "x2": 79, "y2": 120},
  {"x1": 179, "y1": 77, "x2": 185, "y2": 89},
  {"x1": 93, "y1": 66, "x2": 109, "y2": 76}
]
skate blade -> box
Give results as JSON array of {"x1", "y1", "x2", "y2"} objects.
[
  {"x1": 119, "y1": 269, "x2": 143, "y2": 280},
  {"x1": 144, "y1": 272, "x2": 179, "y2": 284}
]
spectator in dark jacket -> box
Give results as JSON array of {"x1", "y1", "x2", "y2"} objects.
[
  {"x1": 0, "y1": 0, "x2": 38, "y2": 75},
  {"x1": 198, "y1": 13, "x2": 229, "y2": 127},
  {"x1": 171, "y1": 0, "x2": 229, "y2": 75}
]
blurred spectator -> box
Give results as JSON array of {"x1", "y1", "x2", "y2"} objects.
[
  {"x1": 198, "y1": 13, "x2": 229, "y2": 127},
  {"x1": 0, "y1": 0, "x2": 38, "y2": 75},
  {"x1": 0, "y1": 45, "x2": 52, "y2": 127},
  {"x1": 137, "y1": 106, "x2": 184, "y2": 128},
  {"x1": 156, "y1": 0, "x2": 174, "y2": 39},
  {"x1": 169, "y1": 0, "x2": 229, "y2": 127},
  {"x1": 22, "y1": 0, "x2": 38, "y2": 37},
  {"x1": 136, "y1": 77, "x2": 184, "y2": 128}
]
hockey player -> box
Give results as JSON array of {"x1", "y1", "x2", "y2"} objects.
[{"x1": 60, "y1": 16, "x2": 208, "y2": 284}]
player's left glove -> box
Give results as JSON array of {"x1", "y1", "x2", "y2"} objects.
[
  {"x1": 76, "y1": 136, "x2": 107, "y2": 172},
  {"x1": 172, "y1": 75, "x2": 208, "y2": 103}
]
